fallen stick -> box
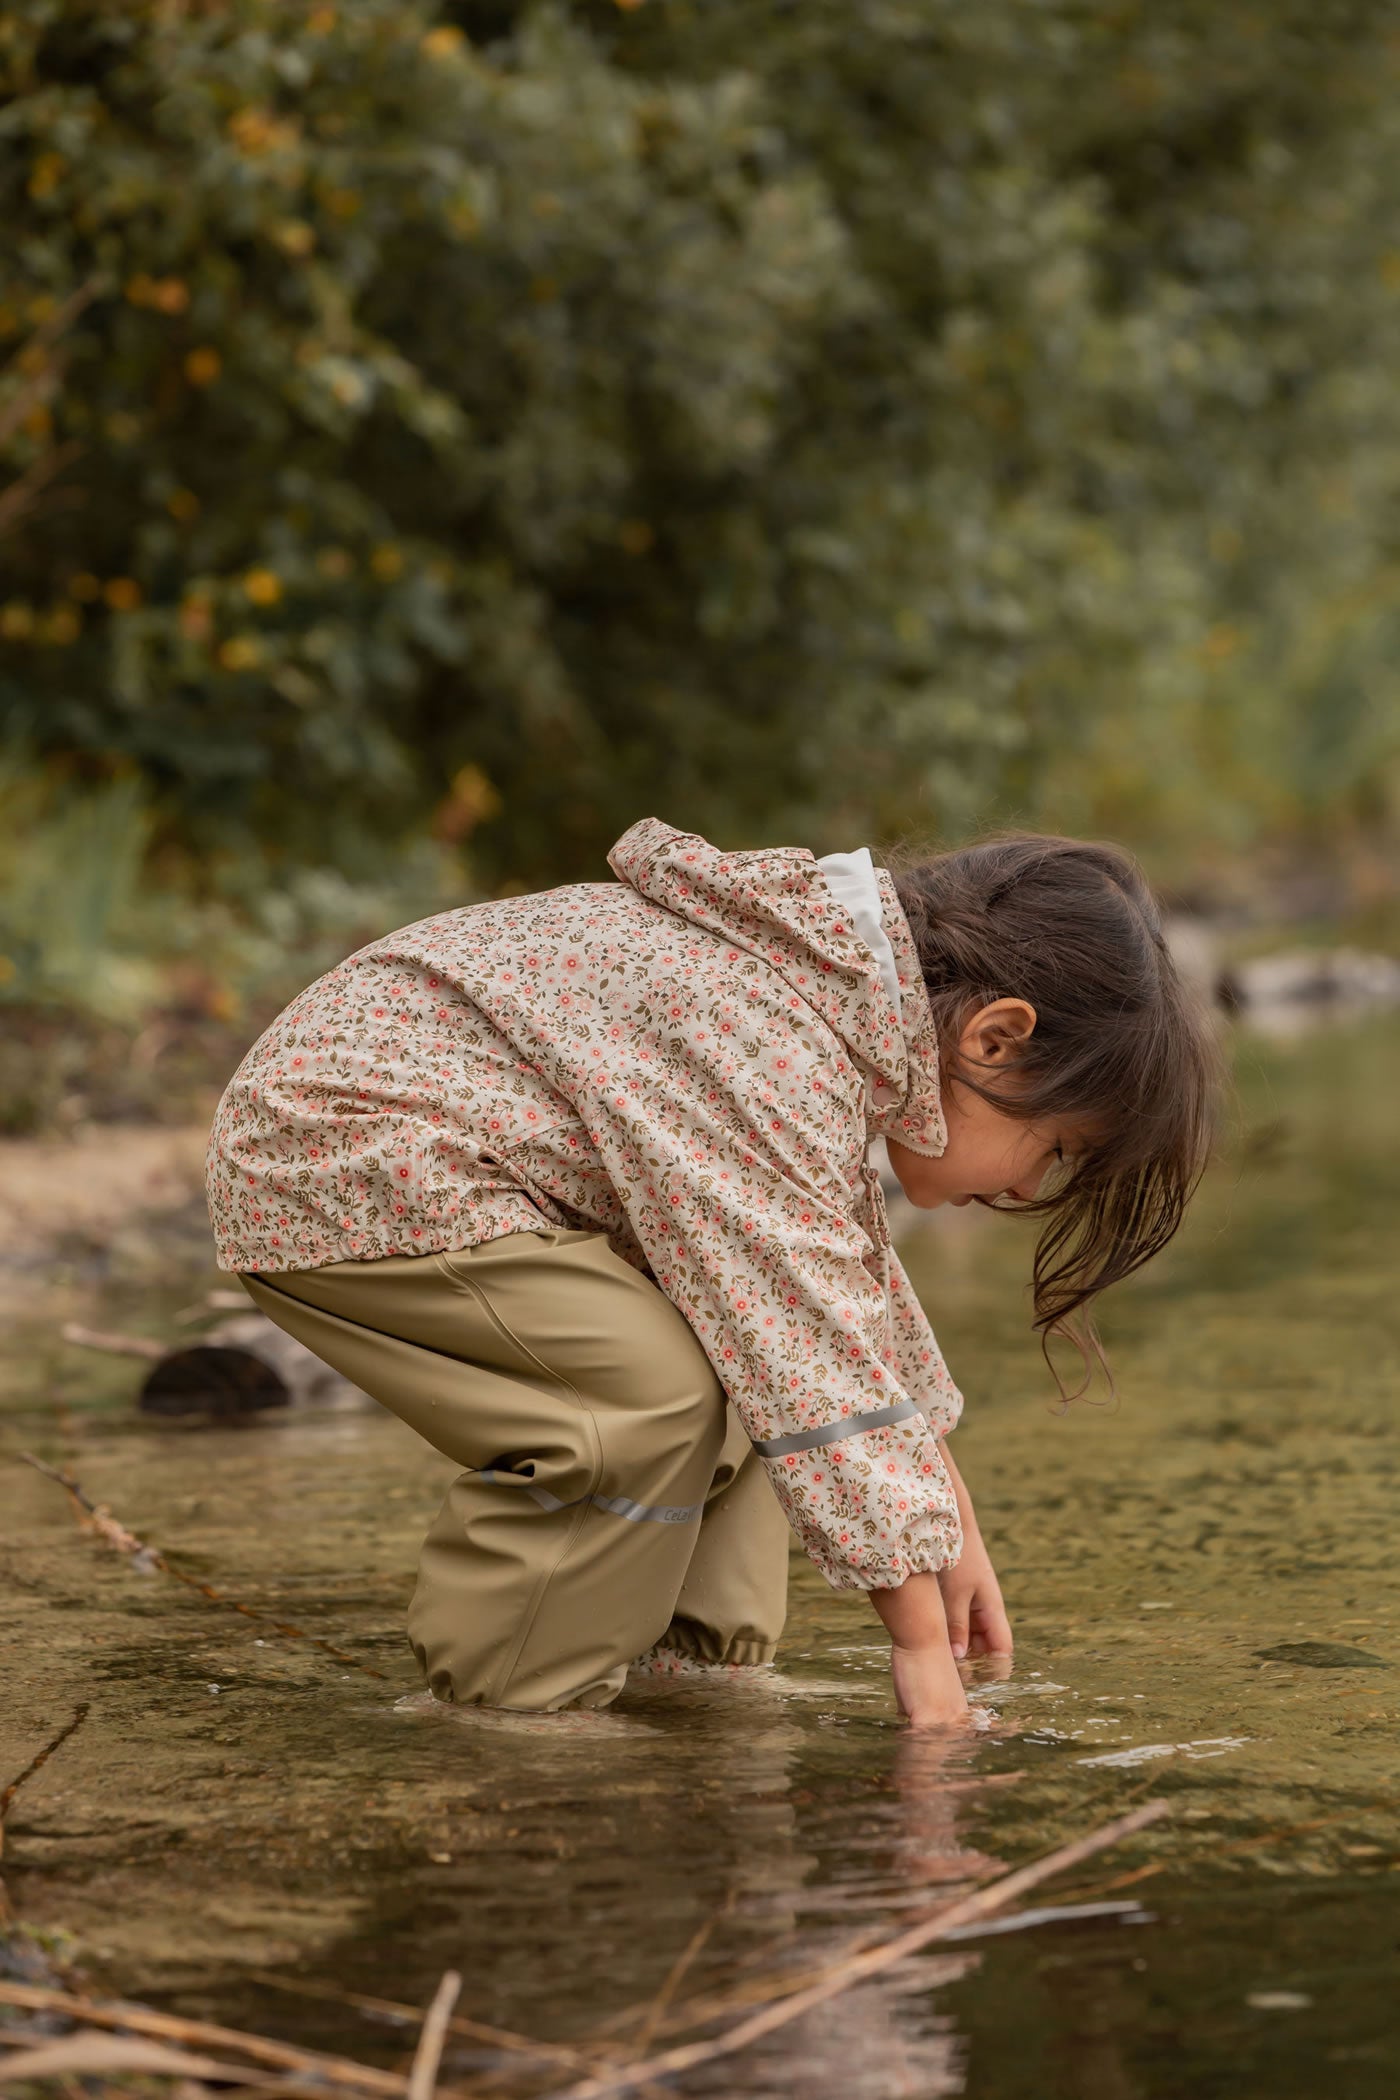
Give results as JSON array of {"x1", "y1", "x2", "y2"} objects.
[
  {"x1": 0, "y1": 1701, "x2": 91, "y2": 1923},
  {"x1": 629, "y1": 1899, "x2": 728, "y2": 2057},
  {"x1": 0, "y1": 1981, "x2": 463, "y2": 2100},
  {"x1": 408, "y1": 1972, "x2": 462, "y2": 2100},
  {"x1": 545, "y1": 1798, "x2": 1170, "y2": 2100},
  {"x1": 0, "y1": 1704, "x2": 90, "y2": 1855},
  {"x1": 256, "y1": 1973, "x2": 607, "y2": 2072},
  {"x1": 17, "y1": 1451, "x2": 385, "y2": 1679},
  {"x1": 173, "y1": 1290, "x2": 261, "y2": 1324},
  {"x1": 20, "y1": 1452, "x2": 159, "y2": 1565},
  {"x1": 59, "y1": 1321, "x2": 165, "y2": 1361},
  {"x1": 939, "y1": 1897, "x2": 1149, "y2": 1941},
  {"x1": 0, "y1": 2028, "x2": 317, "y2": 2090}
]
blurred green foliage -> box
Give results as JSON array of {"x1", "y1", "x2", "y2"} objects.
[{"x1": 3, "y1": 0, "x2": 1400, "y2": 947}]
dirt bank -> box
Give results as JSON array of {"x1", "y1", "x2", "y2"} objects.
[{"x1": 0, "y1": 1120, "x2": 216, "y2": 1322}]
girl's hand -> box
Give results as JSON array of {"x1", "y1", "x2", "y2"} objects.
[
  {"x1": 937, "y1": 1526, "x2": 1013, "y2": 1661},
  {"x1": 869, "y1": 1570, "x2": 972, "y2": 1729},
  {"x1": 889, "y1": 1637, "x2": 975, "y2": 1729}
]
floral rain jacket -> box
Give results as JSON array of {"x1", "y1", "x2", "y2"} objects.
[{"x1": 205, "y1": 819, "x2": 965, "y2": 1589}]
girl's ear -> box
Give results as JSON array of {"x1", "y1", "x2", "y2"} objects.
[{"x1": 961, "y1": 997, "x2": 1038, "y2": 1066}]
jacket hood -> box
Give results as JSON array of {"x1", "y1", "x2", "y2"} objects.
[{"x1": 608, "y1": 819, "x2": 946, "y2": 1157}]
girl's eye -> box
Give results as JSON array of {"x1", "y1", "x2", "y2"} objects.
[{"x1": 1053, "y1": 1144, "x2": 1065, "y2": 1165}]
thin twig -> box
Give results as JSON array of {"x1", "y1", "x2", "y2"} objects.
[
  {"x1": 629, "y1": 1897, "x2": 729, "y2": 2058},
  {"x1": 544, "y1": 1799, "x2": 1170, "y2": 2100},
  {"x1": 0, "y1": 1701, "x2": 90, "y2": 1921},
  {"x1": 0, "y1": 1704, "x2": 90, "y2": 1838},
  {"x1": 408, "y1": 1972, "x2": 461, "y2": 2100},
  {"x1": 255, "y1": 1974, "x2": 604, "y2": 2071},
  {"x1": 0, "y1": 2029, "x2": 333, "y2": 2091},
  {"x1": 18, "y1": 1452, "x2": 385, "y2": 1679},
  {"x1": 0, "y1": 1982, "x2": 469, "y2": 2100}
]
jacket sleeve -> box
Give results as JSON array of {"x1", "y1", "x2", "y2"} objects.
[
  {"x1": 577, "y1": 1081, "x2": 964, "y2": 1592},
  {"x1": 885, "y1": 1245, "x2": 965, "y2": 1439}
]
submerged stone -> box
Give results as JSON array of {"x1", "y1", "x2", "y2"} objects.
[{"x1": 1254, "y1": 1641, "x2": 1390, "y2": 1669}]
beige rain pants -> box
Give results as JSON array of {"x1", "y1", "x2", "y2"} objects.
[{"x1": 239, "y1": 1226, "x2": 790, "y2": 1710}]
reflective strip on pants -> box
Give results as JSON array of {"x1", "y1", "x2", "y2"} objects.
[{"x1": 478, "y1": 1469, "x2": 705, "y2": 1526}]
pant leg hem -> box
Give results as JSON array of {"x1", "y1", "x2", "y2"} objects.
[{"x1": 642, "y1": 1624, "x2": 779, "y2": 1668}]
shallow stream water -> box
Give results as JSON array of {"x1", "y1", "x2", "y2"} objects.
[{"x1": 2, "y1": 1017, "x2": 1397, "y2": 2096}]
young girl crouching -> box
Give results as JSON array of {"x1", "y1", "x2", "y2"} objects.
[{"x1": 204, "y1": 819, "x2": 1220, "y2": 1727}]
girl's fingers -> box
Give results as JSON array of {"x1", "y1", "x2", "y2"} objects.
[
  {"x1": 941, "y1": 1585, "x2": 972, "y2": 1661},
  {"x1": 969, "y1": 1595, "x2": 1015, "y2": 1656}
]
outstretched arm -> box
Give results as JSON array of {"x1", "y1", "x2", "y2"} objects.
[{"x1": 869, "y1": 1439, "x2": 1013, "y2": 1727}]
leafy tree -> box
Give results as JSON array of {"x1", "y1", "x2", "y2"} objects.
[{"x1": 3, "y1": 0, "x2": 1399, "y2": 901}]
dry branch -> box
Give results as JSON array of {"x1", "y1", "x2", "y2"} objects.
[
  {"x1": 0, "y1": 2030, "x2": 310, "y2": 2089},
  {"x1": 545, "y1": 1798, "x2": 1170, "y2": 2100},
  {"x1": 0, "y1": 1701, "x2": 91, "y2": 1919},
  {"x1": 255, "y1": 1975, "x2": 599, "y2": 2074},
  {"x1": 0, "y1": 1982, "x2": 468, "y2": 2100},
  {"x1": 629, "y1": 1901, "x2": 727, "y2": 2058},
  {"x1": 408, "y1": 1973, "x2": 462, "y2": 2100},
  {"x1": 17, "y1": 1451, "x2": 385, "y2": 1679},
  {"x1": 58, "y1": 1322, "x2": 166, "y2": 1362}
]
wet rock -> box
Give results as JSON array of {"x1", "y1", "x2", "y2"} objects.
[
  {"x1": 138, "y1": 1311, "x2": 371, "y2": 1417},
  {"x1": 1254, "y1": 1641, "x2": 1390, "y2": 1669},
  {"x1": 1219, "y1": 948, "x2": 1400, "y2": 1029}
]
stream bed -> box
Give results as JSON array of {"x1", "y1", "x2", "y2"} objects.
[{"x1": 3, "y1": 1016, "x2": 1397, "y2": 2097}]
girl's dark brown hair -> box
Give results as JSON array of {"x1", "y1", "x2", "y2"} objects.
[{"x1": 888, "y1": 832, "x2": 1224, "y2": 1400}]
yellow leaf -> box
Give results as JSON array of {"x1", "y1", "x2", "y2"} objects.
[
  {"x1": 28, "y1": 152, "x2": 65, "y2": 201},
  {"x1": 421, "y1": 26, "x2": 466, "y2": 59},
  {"x1": 243, "y1": 567, "x2": 283, "y2": 606},
  {"x1": 104, "y1": 577, "x2": 143, "y2": 612},
  {"x1": 40, "y1": 605, "x2": 81, "y2": 645},
  {"x1": 185, "y1": 346, "x2": 222, "y2": 386},
  {"x1": 433, "y1": 763, "x2": 502, "y2": 842},
  {"x1": 271, "y1": 219, "x2": 316, "y2": 257},
  {"x1": 227, "y1": 108, "x2": 298, "y2": 155}
]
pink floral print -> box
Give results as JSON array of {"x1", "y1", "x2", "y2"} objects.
[{"x1": 205, "y1": 820, "x2": 965, "y2": 1589}]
